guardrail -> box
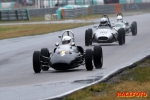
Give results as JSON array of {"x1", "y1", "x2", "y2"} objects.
[
  {"x1": 1, "y1": 2, "x2": 150, "y2": 20},
  {"x1": 61, "y1": 7, "x2": 89, "y2": 18},
  {"x1": 29, "y1": 7, "x2": 58, "y2": 17},
  {"x1": 0, "y1": 9, "x2": 30, "y2": 21},
  {"x1": 60, "y1": 3, "x2": 150, "y2": 19}
]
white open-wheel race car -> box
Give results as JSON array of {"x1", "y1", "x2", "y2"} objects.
[
  {"x1": 33, "y1": 30, "x2": 103, "y2": 73},
  {"x1": 112, "y1": 13, "x2": 137, "y2": 36},
  {"x1": 85, "y1": 15, "x2": 125, "y2": 46}
]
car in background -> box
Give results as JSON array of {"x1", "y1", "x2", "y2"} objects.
[
  {"x1": 112, "y1": 13, "x2": 137, "y2": 36},
  {"x1": 85, "y1": 15, "x2": 125, "y2": 46}
]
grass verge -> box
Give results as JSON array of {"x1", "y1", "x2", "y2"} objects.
[
  {"x1": 0, "y1": 23, "x2": 93, "y2": 40},
  {"x1": 63, "y1": 58, "x2": 150, "y2": 100}
]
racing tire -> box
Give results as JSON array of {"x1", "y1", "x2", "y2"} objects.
[
  {"x1": 131, "y1": 21, "x2": 137, "y2": 36},
  {"x1": 33, "y1": 51, "x2": 41, "y2": 73},
  {"x1": 41, "y1": 48, "x2": 50, "y2": 71},
  {"x1": 93, "y1": 45, "x2": 103, "y2": 69},
  {"x1": 122, "y1": 29, "x2": 125, "y2": 44},
  {"x1": 85, "y1": 29, "x2": 92, "y2": 46},
  {"x1": 118, "y1": 28, "x2": 124, "y2": 45},
  {"x1": 88, "y1": 28, "x2": 93, "y2": 45},
  {"x1": 85, "y1": 49, "x2": 93, "y2": 71}
]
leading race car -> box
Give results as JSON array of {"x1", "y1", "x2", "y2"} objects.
[
  {"x1": 112, "y1": 13, "x2": 137, "y2": 36},
  {"x1": 85, "y1": 15, "x2": 125, "y2": 46},
  {"x1": 33, "y1": 30, "x2": 103, "y2": 73}
]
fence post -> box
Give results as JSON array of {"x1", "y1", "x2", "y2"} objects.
[
  {"x1": 15, "y1": 10, "x2": 18, "y2": 20},
  {"x1": 0, "y1": 11, "x2": 1, "y2": 21}
]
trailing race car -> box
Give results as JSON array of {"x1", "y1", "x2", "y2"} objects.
[
  {"x1": 112, "y1": 13, "x2": 137, "y2": 36},
  {"x1": 33, "y1": 30, "x2": 103, "y2": 73},
  {"x1": 85, "y1": 15, "x2": 125, "y2": 46}
]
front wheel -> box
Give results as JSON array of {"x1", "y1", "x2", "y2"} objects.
[
  {"x1": 85, "y1": 29, "x2": 92, "y2": 46},
  {"x1": 88, "y1": 28, "x2": 93, "y2": 45},
  {"x1": 118, "y1": 28, "x2": 124, "y2": 45},
  {"x1": 33, "y1": 51, "x2": 41, "y2": 73},
  {"x1": 131, "y1": 21, "x2": 137, "y2": 36},
  {"x1": 41, "y1": 48, "x2": 50, "y2": 71},
  {"x1": 85, "y1": 49, "x2": 93, "y2": 71},
  {"x1": 93, "y1": 45, "x2": 103, "y2": 69}
]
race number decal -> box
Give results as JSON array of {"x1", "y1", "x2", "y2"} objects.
[{"x1": 61, "y1": 50, "x2": 66, "y2": 56}]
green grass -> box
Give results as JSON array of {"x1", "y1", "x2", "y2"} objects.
[
  {"x1": 0, "y1": 23, "x2": 93, "y2": 40},
  {"x1": 64, "y1": 58, "x2": 150, "y2": 100}
]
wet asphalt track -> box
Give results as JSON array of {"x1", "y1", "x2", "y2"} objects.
[{"x1": 0, "y1": 14, "x2": 150, "y2": 100}]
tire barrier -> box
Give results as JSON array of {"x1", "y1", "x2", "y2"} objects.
[{"x1": 0, "y1": 9, "x2": 30, "y2": 21}]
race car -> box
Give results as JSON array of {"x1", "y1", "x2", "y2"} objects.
[
  {"x1": 33, "y1": 30, "x2": 103, "y2": 73},
  {"x1": 85, "y1": 15, "x2": 125, "y2": 46},
  {"x1": 112, "y1": 13, "x2": 137, "y2": 36}
]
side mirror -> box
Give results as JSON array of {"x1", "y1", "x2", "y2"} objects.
[
  {"x1": 58, "y1": 36, "x2": 61, "y2": 38},
  {"x1": 93, "y1": 26, "x2": 97, "y2": 28}
]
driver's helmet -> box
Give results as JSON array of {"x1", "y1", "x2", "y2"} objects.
[
  {"x1": 100, "y1": 17, "x2": 108, "y2": 26},
  {"x1": 62, "y1": 36, "x2": 72, "y2": 44},
  {"x1": 117, "y1": 16, "x2": 123, "y2": 22}
]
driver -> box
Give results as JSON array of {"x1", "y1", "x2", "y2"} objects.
[
  {"x1": 62, "y1": 36, "x2": 72, "y2": 44},
  {"x1": 99, "y1": 17, "x2": 110, "y2": 27},
  {"x1": 117, "y1": 16, "x2": 123, "y2": 22}
]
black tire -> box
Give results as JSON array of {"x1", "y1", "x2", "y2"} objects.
[
  {"x1": 93, "y1": 45, "x2": 103, "y2": 69},
  {"x1": 41, "y1": 48, "x2": 50, "y2": 71},
  {"x1": 122, "y1": 29, "x2": 125, "y2": 44},
  {"x1": 118, "y1": 28, "x2": 124, "y2": 45},
  {"x1": 85, "y1": 29, "x2": 92, "y2": 46},
  {"x1": 85, "y1": 49, "x2": 93, "y2": 71},
  {"x1": 33, "y1": 51, "x2": 41, "y2": 73},
  {"x1": 88, "y1": 28, "x2": 93, "y2": 45},
  {"x1": 131, "y1": 21, "x2": 137, "y2": 36}
]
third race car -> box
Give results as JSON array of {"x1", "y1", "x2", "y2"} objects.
[{"x1": 112, "y1": 13, "x2": 137, "y2": 36}]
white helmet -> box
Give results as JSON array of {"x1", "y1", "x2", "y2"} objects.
[
  {"x1": 100, "y1": 18, "x2": 108, "y2": 26},
  {"x1": 62, "y1": 36, "x2": 72, "y2": 44},
  {"x1": 117, "y1": 16, "x2": 123, "y2": 22}
]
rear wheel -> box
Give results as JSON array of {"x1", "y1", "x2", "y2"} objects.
[
  {"x1": 85, "y1": 29, "x2": 92, "y2": 46},
  {"x1": 88, "y1": 28, "x2": 93, "y2": 45},
  {"x1": 131, "y1": 21, "x2": 137, "y2": 36},
  {"x1": 41, "y1": 48, "x2": 50, "y2": 71},
  {"x1": 85, "y1": 49, "x2": 93, "y2": 71},
  {"x1": 122, "y1": 29, "x2": 125, "y2": 44},
  {"x1": 93, "y1": 45, "x2": 103, "y2": 69},
  {"x1": 118, "y1": 28, "x2": 124, "y2": 45},
  {"x1": 33, "y1": 51, "x2": 41, "y2": 73}
]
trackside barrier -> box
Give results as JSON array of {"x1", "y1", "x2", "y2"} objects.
[
  {"x1": 114, "y1": 4, "x2": 122, "y2": 13},
  {"x1": 0, "y1": 9, "x2": 30, "y2": 21},
  {"x1": 90, "y1": 4, "x2": 115, "y2": 14},
  {"x1": 61, "y1": 7, "x2": 89, "y2": 18}
]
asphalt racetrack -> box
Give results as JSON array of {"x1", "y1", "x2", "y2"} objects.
[{"x1": 0, "y1": 14, "x2": 150, "y2": 100}]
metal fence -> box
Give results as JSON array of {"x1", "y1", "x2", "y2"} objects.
[
  {"x1": 122, "y1": 3, "x2": 150, "y2": 11},
  {"x1": 62, "y1": 7, "x2": 89, "y2": 18},
  {"x1": 1, "y1": 2, "x2": 150, "y2": 19},
  {"x1": 91, "y1": 4, "x2": 115, "y2": 14},
  {"x1": 29, "y1": 7, "x2": 58, "y2": 17}
]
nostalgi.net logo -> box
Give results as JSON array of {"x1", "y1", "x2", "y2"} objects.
[{"x1": 116, "y1": 92, "x2": 148, "y2": 97}]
